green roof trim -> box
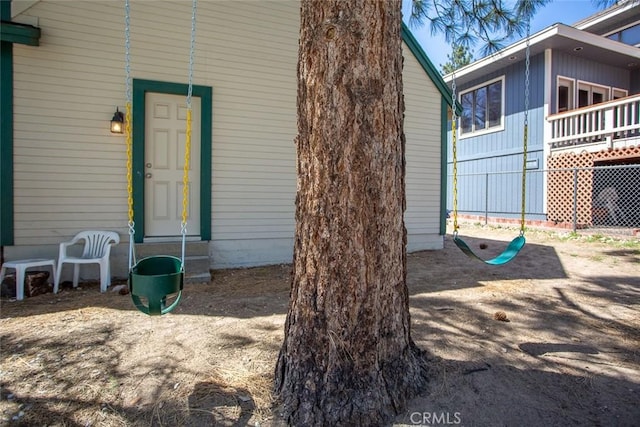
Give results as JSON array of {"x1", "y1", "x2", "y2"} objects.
[
  {"x1": 401, "y1": 23, "x2": 453, "y2": 107},
  {"x1": 0, "y1": 21, "x2": 41, "y2": 46}
]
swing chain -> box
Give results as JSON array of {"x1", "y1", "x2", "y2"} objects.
[
  {"x1": 520, "y1": 19, "x2": 531, "y2": 235},
  {"x1": 124, "y1": 0, "x2": 132, "y2": 106},
  {"x1": 181, "y1": 0, "x2": 198, "y2": 268},
  {"x1": 124, "y1": 0, "x2": 136, "y2": 270},
  {"x1": 186, "y1": 0, "x2": 197, "y2": 109},
  {"x1": 450, "y1": 45, "x2": 459, "y2": 235}
]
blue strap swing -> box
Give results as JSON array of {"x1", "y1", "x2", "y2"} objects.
[
  {"x1": 449, "y1": 22, "x2": 531, "y2": 266},
  {"x1": 122, "y1": 0, "x2": 198, "y2": 315}
]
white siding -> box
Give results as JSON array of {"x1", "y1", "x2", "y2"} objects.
[
  {"x1": 403, "y1": 45, "x2": 444, "y2": 251},
  {"x1": 10, "y1": 1, "x2": 442, "y2": 271},
  {"x1": 12, "y1": 0, "x2": 299, "y2": 269}
]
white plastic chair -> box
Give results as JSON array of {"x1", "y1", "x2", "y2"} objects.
[{"x1": 55, "y1": 231, "x2": 120, "y2": 293}]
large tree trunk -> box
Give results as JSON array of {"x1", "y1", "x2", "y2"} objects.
[{"x1": 274, "y1": 1, "x2": 428, "y2": 424}]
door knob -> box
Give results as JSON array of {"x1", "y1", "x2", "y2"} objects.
[
  {"x1": 145, "y1": 173, "x2": 152, "y2": 179},
  {"x1": 146, "y1": 163, "x2": 152, "y2": 168}
]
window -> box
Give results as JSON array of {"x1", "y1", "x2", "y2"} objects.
[
  {"x1": 459, "y1": 77, "x2": 504, "y2": 135},
  {"x1": 555, "y1": 77, "x2": 628, "y2": 114},
  {"x1": 612, "y1": 88, "x2": 628, "y2": 100},
  {"x1": 557, "y1": 77, "x2": 574, "y2": 113},
  {"x1": 578, "y1": 82, "x2": 609, "y2": 108},
  {"x1": 607, "y1": 22, "x2": 640, "y2": 47}
]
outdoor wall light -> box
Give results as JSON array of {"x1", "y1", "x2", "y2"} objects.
[{"x1": 110, "y1": 107, "x2": 125, "y2": 134}]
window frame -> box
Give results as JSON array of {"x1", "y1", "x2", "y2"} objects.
[
  {"x1": 556, "y1": 76, "x2": 575, "y2": 113},
  {"x1": 612, "y1": 87, "x2": 628, "y2": 100},
  {"x1": 605, "y1": 20, "x2": 640, "y2": 47},
  {"x1": 577, "y1": 80, "x2": 610, "y2": 108},
  {"x1": 458, "y1": 75, "x2": 505, "y2": 139}
]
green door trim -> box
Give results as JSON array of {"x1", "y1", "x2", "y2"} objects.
[
  {"x1": 132, "y1": 79, "x2": 212, "y2": 243},
  {"x1": 1, "y1": 1, "x2": 14, "y2": 246}
]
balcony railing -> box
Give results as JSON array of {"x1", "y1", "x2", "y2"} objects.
[{"x1": 547, "y1": 93, "x2": 640, "y2": 152}]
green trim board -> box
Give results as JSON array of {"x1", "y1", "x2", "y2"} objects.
[
  {"x1": 0, "y1": 21, "x2": 41, "y2": 46},
  {"x1": 0, "y1": 2, "x2": 8, "y2": 21},
  {"x1": 0, "y1": 2, "x2": 14, "y2": 245},
  {"x1": 132, "y1": 79, "x2": 212, "y2": 243},
  {"x1": 0, "y1": 40, "x2": 14, "y2": 246},
  {"x1": 439, "y1": 97, "x2": 448, "y2": 236}
]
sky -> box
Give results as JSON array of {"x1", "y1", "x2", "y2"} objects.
[{"x1": 402, "y1": 0, "x2": 604, "y2": 73}]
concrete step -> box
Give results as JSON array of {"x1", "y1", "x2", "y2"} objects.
[
  {"x1": 134, "y1": 241, "x2": 209, "y2": 258},
  {"x1": 133, "y1": 241, "x2": 211, "y2": 283}
]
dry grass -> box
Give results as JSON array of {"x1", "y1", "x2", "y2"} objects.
[{"x1": 1, "y1": 227, "x2": 639, "y2": 426}]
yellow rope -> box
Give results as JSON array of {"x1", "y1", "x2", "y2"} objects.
[
  {"x1": 181, "y1": 109, "x2": 192, "y2": 226},
  {"x1": 125, "y1": 102, "x2": 134, "y2": 225}
]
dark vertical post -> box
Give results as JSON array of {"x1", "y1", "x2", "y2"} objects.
[{"x1": 0, "y1": 0, "x2": 15, "y2": 246}]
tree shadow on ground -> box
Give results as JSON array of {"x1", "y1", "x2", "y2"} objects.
[
  {"x1": 603, "y1": 248, "x2": 640, "y2": 260},
  {"x1": 518, "y1": 342, "x2": 599, "y2": 356},
  {"x1": 2, "y1": 231, "x2": 637, "y2": 426},
  {"x1": 404, "y1": 288, "x2": 640, "y2": 426},
  {"x1": 0, "y1": 322, "x2": 189, "y2": 425},
  {"x1": 396, "y1": 358, "x2": 640, "y2": 426},
  {"x1": 0, "y1": 321, "x2": 268, "y2": 426}
]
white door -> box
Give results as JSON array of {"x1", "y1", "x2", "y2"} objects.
[{"x1": 144, "y1": 92, "x2": 201, "y2": 237}]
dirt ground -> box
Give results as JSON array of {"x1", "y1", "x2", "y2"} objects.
[{"x1": 1, "y1": 225, "x2": 639, "y2": 426}]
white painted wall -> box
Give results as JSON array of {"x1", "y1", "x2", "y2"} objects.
[
  {"x1": 403, "y1": 48, "x2": 444, "y2": 252},
  {"x1": 9, "y1": 0, "x2": 442, "y2": 275}
]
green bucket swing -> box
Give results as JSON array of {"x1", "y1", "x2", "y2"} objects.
[
  {"x1": 449, "y1": 20, "x2": 531, "y2": 266},
  {"x1": 129, "y1": 256, "x2": 184, "y2": 316},
  {"x1": 122, "y1": 0, "x2": 198, "y2": 315}
]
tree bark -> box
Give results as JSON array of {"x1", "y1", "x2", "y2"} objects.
[{"x1": 275, "y1": 1, "x2": 428, "y2": 425}]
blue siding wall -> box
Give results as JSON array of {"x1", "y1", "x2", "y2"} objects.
[
  {"x1": 629, "y1": 69, "x2": 639, "y2": 94},
  {"x1": 448, "y1": 53, "x2": 546, "y2": 220},
  {"x1": 551, "y1": 51, "x2": 632, "y2": 108},
  {"x1": 447, "y1": 47, "x2": 637, "y2": 225},
  {"x1": 446, "y1": 153, "x2": 545, "y2": 220}
]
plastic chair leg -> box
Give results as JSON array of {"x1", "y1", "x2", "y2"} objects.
[
  {"x1": 54, "y1": 261, "x2": 63, "y2": 293},
  {"x1": 72, "y1": 264, "x2": 80, "y2": 288},
  {"x1": 100, "y1": 262, "x2": 110, "y2": 292}
]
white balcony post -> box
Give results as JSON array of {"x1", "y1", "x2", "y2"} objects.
[{"x1": 604, "y1": 106, "x2": 614, "y2": 147}]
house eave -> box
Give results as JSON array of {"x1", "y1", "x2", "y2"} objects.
[
  {"x1": 572, "y1": 0, "x2": 638, "y2": 32},
  {"x1": 443, "y1": 23, "x2": 640, "y2": 86},
  {"x1": 401, "y1": 23, "x2": 454, "y2": 108},
  {"x1": 0, "y1": 20, "x2": 40, "y2": 46}
]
